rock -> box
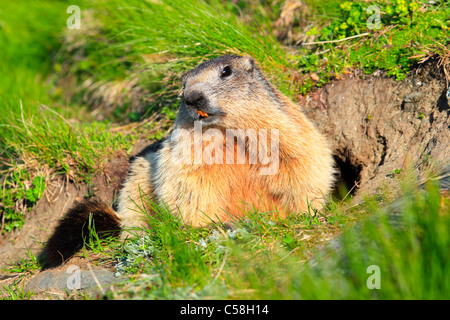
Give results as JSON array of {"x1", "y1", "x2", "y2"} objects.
[
  {"x1": 25, "y1": 266, "x2": 122, "y2": 293},
  {"x1": 403, "y1": 91, "x2": 425, "y2": 103}
]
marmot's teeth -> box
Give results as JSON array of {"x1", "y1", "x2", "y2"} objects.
[{"x1": 198, "y1": 110, "x2": 209, "y2": 118}]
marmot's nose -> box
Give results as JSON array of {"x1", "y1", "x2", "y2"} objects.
[{"x1": 184, "y1": 90, "x2": 206, "y2": 109}]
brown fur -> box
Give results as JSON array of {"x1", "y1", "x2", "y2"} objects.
[
  {"x1": 44, "y1": 55, "x2": 335, "y2": 265},
  {"x1": 146, "y1": 55, "x2": 335, "y2": 226}
]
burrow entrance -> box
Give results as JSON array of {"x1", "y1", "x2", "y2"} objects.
[{"x1": 304, "y1": 61, "x2": 449, "y2": 201}]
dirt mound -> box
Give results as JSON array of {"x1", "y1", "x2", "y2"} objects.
[{"x1": 303, "y1": 62, "x2": 449, "y2": 199}]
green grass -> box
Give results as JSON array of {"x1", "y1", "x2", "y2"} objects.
[
  {"x1": 0, "y1": 0, "x2": 66, "y2": 233},
  {"x1": 300, "y1": 183, "x2": 450, "y2": 299},
  {"x1": 0, "y1": 168, "x2": 45, "y2": 233},
  {"x1": 0, "y1": 108, "x2": 133, "y2": 234},
  {"x1": 0, "y1": 1, "x2": 67, "y2": 117},
  {"x1": 0, "y1": 1, "x2": 134, "y2": 233},
  {"x1": 296, "y1": 0, "x2": 450, "y2": 90},
  {"x1": 55, "y1": 0, "x2": 450, "y2": 109},
  {"x1": 0, "y1": 0, "x2": 134, "y2": 171},
  {"x1": 3, "y1": 180, "x2": 448, "y2": 299},
  {"x1": 2, "y1": 110, "x2": 133, "y2": 178},
  {"x1": 53, "y1": 0, "x2": 297, "y2": 122},
  {"x1": 83, "y1": 180, "x2": 447, "y2": 300},
  {"x1": 86, "y1": 195, "x2": 349, "y2": 299}
]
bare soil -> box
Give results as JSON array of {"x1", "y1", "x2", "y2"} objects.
[
  {"x1": 0, "y1": 151, "x2": 130, "y2": 268},
  {"x1": 303, "y1": 61, "x2": 449, "y2": 200}
]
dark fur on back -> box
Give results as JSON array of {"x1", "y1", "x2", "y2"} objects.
[
  {"x1": 42, "y1": 198, "x2": 121, "y2": 267},
  {"x1": 129, "y1": 138, "x2": 165, "y2": 163}
]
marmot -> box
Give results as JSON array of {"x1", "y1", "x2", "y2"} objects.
[{"x1": 44, "y1": 55, "x2": 335, "y2": 266}]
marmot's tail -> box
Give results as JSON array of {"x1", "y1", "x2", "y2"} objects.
[{"x1": 42, "y1": 198, "x2": 122, "y2": 267}]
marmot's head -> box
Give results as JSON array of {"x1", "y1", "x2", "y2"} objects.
[{"x1": 176, "y1": 55, "x2": 281, "y2": 130}]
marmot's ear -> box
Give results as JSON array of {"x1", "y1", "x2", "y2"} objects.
[
  {"x1": 181, "y1": 71, "x2": 190, "y2": 85},
  {"x1": 242, "y1": 56, "x2": 255, "y2": 74}
]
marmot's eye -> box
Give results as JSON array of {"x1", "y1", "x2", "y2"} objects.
[{"x1": 221, "y1": 66, "x2": 232, "y2": 78}]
